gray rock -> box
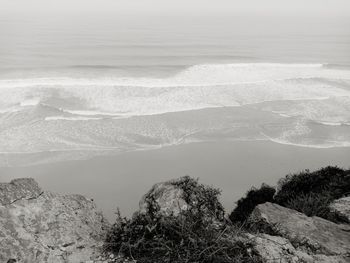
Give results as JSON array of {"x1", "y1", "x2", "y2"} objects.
[
  {"x1": 248, "y1": 233, "x2": 314, "y2": 263},
  {"x1": 248, "y1": 232, "x2": 350, "y2": 263},
  {"x1": 0, "y1": 178, "x2": 110, "y2": 263},
  {"x1": 0, "y1": 178, "x2": 42, "y2": 206},
  {"x1": 330, "y1": 196, "x2": 350, "y2": 223},
  {"x1": 139, "y1": 178, "x2": 189, "y2": 217},
  {"x1": 138, "y1": 176, "x2": 224, "y2": 225},
  {"x1": 249, "y1": 202, "x2": 350, "y2": 261}
]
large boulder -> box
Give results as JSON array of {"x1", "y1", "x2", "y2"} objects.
[
  {"x1": 329, "y1": 196, "x2": 350, "y2": 223},
  {"x1": 139, "y1": 179, "x2": 189, "y2": 217},
  {"x1": 248, "y1": 202, "x2": 350, "y2": 261},
  {"x1": 0, "y1": 178, "x2": 109, "y2": 263},
  {"x1": 138, "y1": 176, "x2": 224, "y2": 222}
]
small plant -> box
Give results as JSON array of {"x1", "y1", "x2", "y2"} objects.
[
  {"x1": 104, "y1": 177, "x2": 262, "y2": 263},
  {"x1": 171, "y1": 176, "x2": 225, "y2": 221},
  {"x1": 229, "y1": 184, "x2": 275, "y2": 224},
  {"x1": 285, "y1": 193, "x2": 334, "y2": 218},
  {"x1": 105, "y1": 211, "x2": 261, "y2": 263}
]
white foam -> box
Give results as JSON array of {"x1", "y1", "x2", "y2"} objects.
[
  {"x1": 19, "y1": 97, "x2": 41, "y2": 107},
  {"x1": 0, "y1": 63, "x2": 349, "y2": 118},
  {"x1": 0, "y1": 63, "x2": 348, "y2": 88},
  {"x1": 0, "y1": 106, "x2": 22, "y2": 114},
  {"x1": 268, "y1": 96, "x2": 350, "y2": 125},
  {"x1": 267, "y1": 137, "x2": 350, "y2": 148},
  {"x1": 317, "y1": 121, "x2": 343, "y2": 126},
  {"x1": 316, "y1": 121, "x2": 350, "y2": 126},
  {"x1": 61, "y1": 109, "x2": 121, "y2": 116},
  {"x1": 1, "y1": 62, "x2": 350, "y2": 164},
  {"x1": 44, "y1": 116, "x2": 103, "y2": 121}
]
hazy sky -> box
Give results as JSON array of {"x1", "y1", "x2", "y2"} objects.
[{"x1": 1, "y1": 0, "x2": 350, "y2": 17}]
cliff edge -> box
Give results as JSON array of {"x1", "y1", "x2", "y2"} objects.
[
  {"x1": 1, "y1": 172, "x2": 349, "y2": 263},
  {"x1": 0, "y1": 178, "x2": 109, "y2": 263}
]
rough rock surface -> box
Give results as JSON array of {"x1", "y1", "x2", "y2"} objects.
[
  {"x1": 249, "y1": 202, "x2": 350, "y2": 262},
  {"x1": 0, "y1": 178, "x2": 110, "y2": 263},
  {"x1": 330, "y1": 196, "x2": 350, "y2": 222},
  {"x1": 248, "y1": 233, "x2": 313, "y2": 263},
  {"x1": 0, "y1": 178, "x2": 42, "y2": 206},
  {"x1": 139, "y1": 178, "x2": 190, "y2": 217},
  {"x1": 138, "y1": 176, "x2": 224, "y2": 223},
  {"x1": 249, "y1": 233, "x2": 350, "y2": 263}
]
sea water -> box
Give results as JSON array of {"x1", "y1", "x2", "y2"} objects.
[{"x1": 1, "y1": 14, "x2": 350, "y2": 166}]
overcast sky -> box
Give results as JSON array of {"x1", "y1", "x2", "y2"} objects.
[{"x1": 1, "y1": 0, "x2": 350, "y2": 17}]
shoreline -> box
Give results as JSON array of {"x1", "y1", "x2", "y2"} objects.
[{"x1": 1, "y1": 140, "x2": 350, "y2": 221}]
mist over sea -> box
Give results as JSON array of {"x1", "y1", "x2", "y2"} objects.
[{"x1": 1, "y1": 14, "x2": 350, "y2": 167}]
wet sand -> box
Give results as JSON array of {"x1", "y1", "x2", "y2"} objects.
[{"x1": 1, "y1": 140, "x2": 350, "y2": 221}]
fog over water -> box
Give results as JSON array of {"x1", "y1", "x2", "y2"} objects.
[{"x1": 1, "y1": 0, "x2": 350, "y2": 16}]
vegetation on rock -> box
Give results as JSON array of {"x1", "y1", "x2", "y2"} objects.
[
  {"x1": 229, "y1": 184, "x2": 275, "y2": 224},
  {"x1": 104, "y1": 167, "x2": 350, "y2": 263},
  {"x1": 105, "y1": 177, "x2": 261, "y2": 263},
  {"x1": 274, "y1": 166, "x2": 350, "y2": 222},
  {"x1": 229, "y1": 166, "x2": 350, "y2": 224},
  {"x1": 2, "y1": 166, "x2": 349, "y2": 262}
]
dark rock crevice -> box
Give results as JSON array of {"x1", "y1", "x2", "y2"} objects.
[
  {"x1": 0, "y1": 178, "x2": 43, "y2": 206},
  {"x1": 8, "y1": 191, "x2": 45, "y2": 206}
]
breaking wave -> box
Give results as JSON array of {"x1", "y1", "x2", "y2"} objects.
[
  {"x1": 0, "y1": 63, "x2": 350, "y2": 164},
  {"x1": 0, "y1": 63, "x2": 349, "y2": 117}
]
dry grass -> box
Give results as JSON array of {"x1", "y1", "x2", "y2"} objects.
[{"x1": 104, "y1": 177, "x2": 262, "y2": 263}]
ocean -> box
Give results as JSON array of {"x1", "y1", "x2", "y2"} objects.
[{"x1": 1, "y1": 14, "x2": 350, "y2": 167}]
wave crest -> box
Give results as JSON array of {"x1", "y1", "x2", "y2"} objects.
[{"x1": 0, "y1": 63, "x2": 349, "y2": 118}]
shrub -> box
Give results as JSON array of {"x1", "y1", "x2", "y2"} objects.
[
  {"x1": 274, "y1": 166, "x2": 350, "y2": 222},
  {"x1": 229, "y1": 166, "x2": 350, "y2": 224},
  {"x1": 105, "y1": 211, "x2": 261, "y2": 263},
  {"x1": 274, "y1": 166, "x2": 348, "y2": 204},
  {"x1": 229, "y1": 184, "x2": 275, "y2": 224},
  {"x1": 285, "y1": 193, "x2": 333, "y2": 218},
  {"x1": 170, "y1": 176, "x2": 225, "y2": 221},
  {"x1": 104, "y1": 177, "x2": 262, "y2": 263}
]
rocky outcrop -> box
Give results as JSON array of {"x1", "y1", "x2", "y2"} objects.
[
  {"x1": 0, "y1": 178, "x2": 42, "y2": 206},
  {"x1": 2, "y1": 176, "x2": 349, "y2": 263},
  {"x1": 139, "y1": 178, "x2": 189, "y2": 217},
  {"x1": 0, "y1": 178, "x2": 109, "y2": 263},
  {"x1": 247, "y1": 233, "x2": 313, "y2": 263},
  {"x1": 248, "y1": 232, "x2": 350, "y2": 263},
  {"x1": 330, "y1": 196, "x2": 350, "y2": 222},
  {"x1": 248, "y1": 202, "x2": 350, "y2": 262},
  {"x1": 138, "y1": 176, "x2": 224, "y2": 222}
]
